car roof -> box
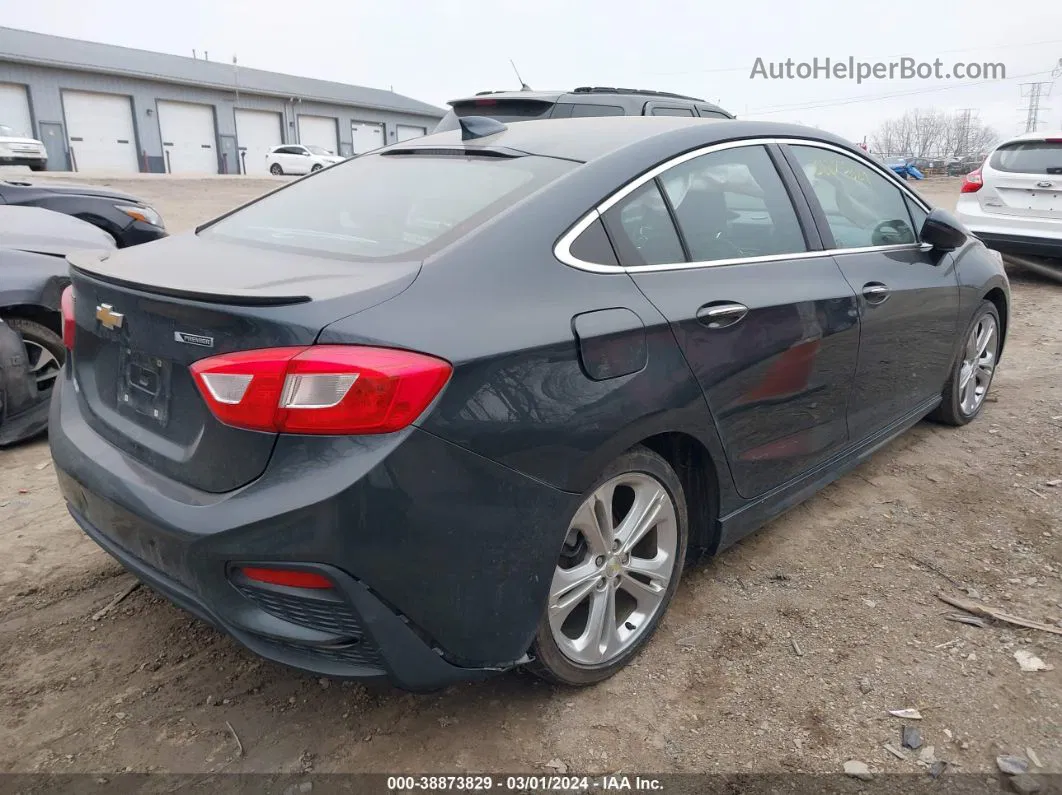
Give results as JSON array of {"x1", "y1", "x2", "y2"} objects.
[
  {"x1": 450, "y1": 87, "x2": 707, "y2": 104},
  {"x1": 387, "y1": 116, "x2": 856, "y2": 164},
  {"x1": 998, "y1": 130, "x2": 1062, "y2": 144}
]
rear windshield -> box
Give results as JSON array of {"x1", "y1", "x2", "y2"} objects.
[
  {"x1": 202, "y1": 152, "x2": 575, "y2": 261},
  {"x1": 434, "y1": 99, "x2": 556, "y2": 132},
  {"x1": 990, "y1": 141, "x2": 1062, "y2": 174}
]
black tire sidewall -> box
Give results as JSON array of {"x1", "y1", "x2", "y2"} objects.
[
  {"x1": 945, "y1": 302, "x2": 1000, "y2": 424},
  {"x1": 5, "y1": 317, "x2": 65, "y2": 395},
  {"x1": 529, "y1": 446, "x2": 689, "y2": 686},
  {"x1": 270, "y1": 164, "x2": 283, "y2": 175}
]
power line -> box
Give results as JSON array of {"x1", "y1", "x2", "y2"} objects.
[{"x1": 743, "y1": 68, "x2": 1052, "y2": 116}]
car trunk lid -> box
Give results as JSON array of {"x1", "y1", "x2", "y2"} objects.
[
  {"x1": 67, "y1": 235, "x2": 420, "y2": 493},
  {"x1": 981, "y1": 138, "x2": 1062, "y2": 219}
]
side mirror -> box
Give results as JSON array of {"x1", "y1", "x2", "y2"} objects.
[{"x1": 921, "y1": 208, "x2": 967, "y2": 251}]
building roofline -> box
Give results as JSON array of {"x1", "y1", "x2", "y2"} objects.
[{"x1": 0, "y1": 26, "x2": 445, "y2": 119}]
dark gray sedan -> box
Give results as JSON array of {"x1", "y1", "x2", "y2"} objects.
[{"x1": 49, "y1": 116, "x2": 1008, "y2": 691}]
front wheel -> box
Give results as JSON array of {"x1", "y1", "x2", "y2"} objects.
[
  {"x1": 528, "y1": 446, "x2": 688, "y2": 686},
  {"x1": 929, "y1": 300, "x2": 1001, "y2": 426},
  {"x1": 269, "y1": 163, "x2": 283, "y2": 175},
  {"x1": 310, "y1": 163, "x2": 323, "y2": 172}
]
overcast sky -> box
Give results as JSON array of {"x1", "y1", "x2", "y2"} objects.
[{"x1": 4, "y1": 0, "x2": 1062, "y2": 144}]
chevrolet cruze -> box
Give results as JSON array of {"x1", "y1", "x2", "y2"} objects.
[{"x1": 51, "y1": 116, "x2": 1009, "y2": 691}]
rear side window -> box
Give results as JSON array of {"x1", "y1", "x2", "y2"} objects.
[
  {"x1": 603, "y1": 181, "x2": 685, "y2": 266},
  {"x1": 651, "y1": 106, "x2": 695, "y2": 117},
  {"x1": 204, "y1": 153, "x2": 575, "y2": 261},
  {"x1": 552, "y1": 103, "x2": 625, "y2": 119},
  {"x1": 990, "y1": 141, "x2": 1062, "y2": 174},
  {"x1": 660, "y1": 145, "x2": 807, "y2": 261}
]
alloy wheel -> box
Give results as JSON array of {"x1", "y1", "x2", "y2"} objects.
[
  {"x1": 23, "y1": 339, "x2": 61, "y2": 392},
  {"x1": 958, "y1": 313, "x2": 998, "y2": 416},
  {"x1": 547, "y1": 472, "x2": 678, "y2": 666}
]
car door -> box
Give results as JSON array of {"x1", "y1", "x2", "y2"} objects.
[
  {"x1": 601, "y1": 142, "x2": 861, "y2": 500},
  {"x1": 782, "y1": 143, "x2": 960, "y2": 441},
  {"x1": 288, "y1": 146, "x2": 312, "y2": 174}
]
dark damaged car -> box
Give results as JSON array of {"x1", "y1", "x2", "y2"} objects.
[
  {"x1": 1, "y1": 206, "x2": 115, "y2": 445},
  {"x1": 50, "y1": 117, "x2": 1008, "y2": 691}
]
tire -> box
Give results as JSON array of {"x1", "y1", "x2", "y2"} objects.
[
  {"x1": 269, "y1": 163, "x2": 283, "y2": 176},
  {"x1": 5, "y1": 317, "x2": 65, "y2": 396},
  {"x1": 311, "y1": 164, "x2": 323, "y2": 172},
  {"x1": 929, "y1": 300, "x2": 1001, "y2": 426},
  {"x1": 528, "y1": 446, "x2": 688, "y2": 686}
]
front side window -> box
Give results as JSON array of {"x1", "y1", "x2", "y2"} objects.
[
  {"x1": 204, "y1": 152, "x2": 575, "y2": 261},
  {"x1": 790, "y1": 145, "x2": 917, "y2": 249},
  {"x1": 660, "y1": 145, "x2": 807, "y2": 262}
]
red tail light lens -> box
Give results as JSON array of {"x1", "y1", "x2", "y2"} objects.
[
  {"x1": 190, "y1": 345, "x2": 452, "y2": 435},
  {"x1": 61, "y1": 285, "x2": 75, "y2": 349},
  {"x1": 239, "y1": 567, "x2": 333, "y2": 589},
  {"x1": 960, "y1": 168, "x2": 983, "y2": 193}
]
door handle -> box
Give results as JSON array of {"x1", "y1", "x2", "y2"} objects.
[
  {"x1": 696, "y1": 301, "x2": 749, "y2": 329},
  {"x1": 862, "y1": 283, "x2": 890, "y2": 304}
]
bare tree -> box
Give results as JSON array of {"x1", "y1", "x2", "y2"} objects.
[{"x1": 872, "y1": 109, "x2": 1002, "y2": 158}]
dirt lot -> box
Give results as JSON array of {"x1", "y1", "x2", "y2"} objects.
[{"x1": 1, "y1": 175, "x2": 1060, "y2": 779}]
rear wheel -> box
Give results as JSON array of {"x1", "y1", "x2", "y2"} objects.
[
  {"x1": 929, "y1": 300, "x2": 1000, "y2": 426},
  {"x1": 5, "y1": 318, "x2": 64, "y2": 395},
  {"x1": 528, "y1": 447, "x2": 687, "y2": 686},
  {"x1": 269, "y1": 163, "x2": 283, "y2": 176}
]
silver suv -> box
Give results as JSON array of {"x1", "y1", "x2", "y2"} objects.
[{"x1": 434, "y1": 86, "x2": 733, "y2": 133}]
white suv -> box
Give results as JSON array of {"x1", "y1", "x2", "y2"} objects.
[
  {"x1": 266, "y1": 145, "x2": 345, "y2": 176},
  {"x1": 956, "y1": 131, "x2": 1062, "y2": 259},
  {"x1": 0, "y1": 124, "x2": 47, "y2": 171}
]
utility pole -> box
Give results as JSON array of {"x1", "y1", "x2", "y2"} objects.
[
  {"x1": 1019, "y1": 82, "x2": 1052, "y2": 132},
  {"x1": 955, "y1": 108, "x2": 976, "y2": 157}
]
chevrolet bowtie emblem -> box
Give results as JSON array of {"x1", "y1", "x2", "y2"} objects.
[{"x1": 95, "y1": 303, "x2": 124, "y2": 330}]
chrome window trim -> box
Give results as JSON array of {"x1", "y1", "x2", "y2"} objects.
[{"x1": 554, "y1": 136, "x2": 932, "y2": 274}]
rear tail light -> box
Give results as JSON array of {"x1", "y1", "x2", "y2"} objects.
[
  {"x1": 61, "y1": 285, "x2": 75, "y2": 349},
  {"x1": 960, "y1": 168, "x2": 983, "y2": 193},
  {"x1": 190, "y1": 345, "x2": 451, "y2": 434},
  {"x1": 239, "y1": 567, "x2": 333, "y2": 589}
]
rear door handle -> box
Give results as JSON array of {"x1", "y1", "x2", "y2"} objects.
[
  {"x1": 696, "y1": 301, "x2": 749, "y2": 329},
  {"x1": 862, "y1": 282, "x2": 890, "y2": 304}
]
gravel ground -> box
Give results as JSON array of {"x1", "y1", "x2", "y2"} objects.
[{"x1": 0, "y1": 174, "x2": 1059, "y2": 780}]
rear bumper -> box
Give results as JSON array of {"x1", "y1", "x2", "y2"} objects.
[
  {"x1": 957, "y1": 196, "x2": 1062, "y2": 258},
  {"x1": 970, "y1": 231, "x2": 1062, "y2": 260},
  {"x1": 49, "y1": 369, "x2": 577, "y2": 690}
]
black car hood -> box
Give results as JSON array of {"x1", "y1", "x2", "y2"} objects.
[{"x1": 1, "y1": 179, "x2": 141, "y2": 203}]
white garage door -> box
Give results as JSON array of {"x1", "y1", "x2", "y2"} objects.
[
  {"x1": 0, "y1": 83, "x2": 33, "y2": 138},
  {"x1": 351, "y1": 121, "x2": 385, "y2": 154},
  {"x1": 235, "y1": 109, "x2": 282, "y2": 175},
  {"x1": 396, "y1": 124, "x2": 427, "y2": 142},
  {"x1": 157, "y1": 101, "x2": 217, "y2": 174},
  {"x1": 298, "y1": 115, "x2": 338, "y2": 154},
  {"x1": 62, "y1": 91, "x2": 139, "y2": 173}
]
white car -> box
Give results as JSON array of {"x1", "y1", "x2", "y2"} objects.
[
  {"x1": 266, "y1": 144, "x2": 345, "y2": 176},
  {"x1": 0, "y1": 124, "x2": 47, "y2": 171},
  {"x1": 956, "y1": 131, "x2": 1062, "y2": 259}
]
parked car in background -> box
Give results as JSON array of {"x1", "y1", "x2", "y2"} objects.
[
  {"x1": 883, "y1": 156, "x2": 924, "y2": 180},
  {"x1": 947, "y1": 156, "x2": 985, "y2": 177},
  {"x1": 956, "y1": 131, "x2": 1062, "y2": 262},
  {"x1": 0, "y1": 206, "x2": 116, "y2": 445},
  {"x1": 433, "y1": 86, "x2": 733, "y2": 133},
  {"x1": 51, "y1": 116, "x2": 1007, "y2": 691},
  {"x1": 266, "y1": 145, "x2": 345, "y2": 176},
  {"x1": 0, "y1": 123, "x2": 47, "y2": 171},
  {"x1": 0, "y1": 177, "x2": 166, "y2": 247}
]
